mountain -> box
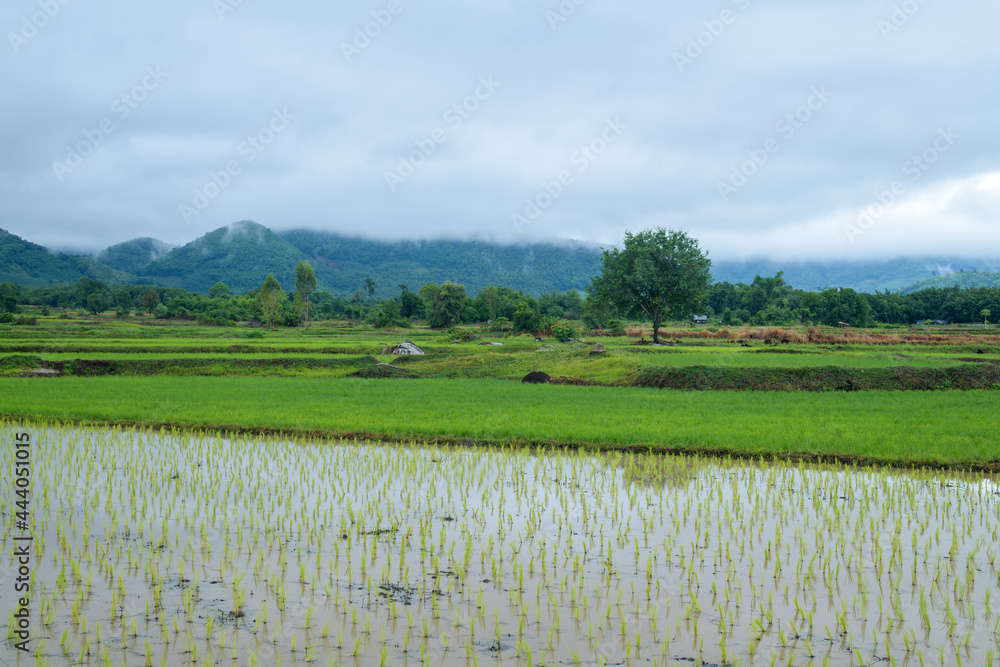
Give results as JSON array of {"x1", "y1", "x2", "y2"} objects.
[
  {"x1": 710, "y1": 257, "x2": 985, "y2": 292},
  {"x1": 0, "y1": 228, "x2": 137, "y2": 287},
  {"x1": 102, "y1": 221, "x2": 604, "y2": 295},
  {"x1": 96, "y1": 237, "x2": 177, "y2": 275},
  {"x1": 898, "y1": 270, "x2": 1000, "y2": 294},
  {"x1": 139, "y1": 221, "x2": 311, "y2": 294},
  {"x1": 279, "y1": 229, "x2": 603, "y2": 296}
]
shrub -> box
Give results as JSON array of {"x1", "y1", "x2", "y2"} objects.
[
  {"x1": 0, "y1": 312, "x2": 13, "y2": 323},
  {"x1": 551, "y1": 320, "x2": 579, "y2": 342},
  {"x1": 512, "y1": 308, "x2": 539, "y2": 335},
  {"x1": 40, "y1": 306, "x2": 50, "y2": 316},
  {"x1": 13, "y1": 316, "x2": 37, "y2": 326},
  {"x1": 605, "y1": 319, "x2": 625, "y2": 336}
]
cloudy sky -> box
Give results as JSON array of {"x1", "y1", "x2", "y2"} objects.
[{"x1": 2, "y1": 0, "x2": 999, "y2": 261}]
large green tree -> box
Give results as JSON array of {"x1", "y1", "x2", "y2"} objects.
[
  {"x1": 295, "y1": 260, "x2": 317, "y2": 327},
  {"x1": 419, "y1": 281, "x2": 466, "y2": 328},
  {"x1": 587, "y1": 228, "x2": 711, "y2": 344},
  {"x1": 257, "y1": 273, "x2": 285, "y2": 330}
]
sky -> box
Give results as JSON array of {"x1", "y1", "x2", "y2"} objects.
[{"x1": 2, "y1": 0, "x2": 999, "y2": 262}]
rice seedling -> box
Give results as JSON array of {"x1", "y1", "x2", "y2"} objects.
[{"x1": 1, "y1": 421, "x2": 998, "y2": 665}]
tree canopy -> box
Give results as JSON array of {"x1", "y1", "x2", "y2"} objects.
[{"x1": 588, "y1": 228, "x2": 711, "y2": 343}]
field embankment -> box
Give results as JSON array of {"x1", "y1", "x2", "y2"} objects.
[{"x1": 2, "y1": 376, "x2": 998, "y2": 470}]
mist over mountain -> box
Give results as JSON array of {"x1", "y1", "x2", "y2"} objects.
[
  {"x1": 2, "y1": 222, "x2": 994, "y2": 296},
  {"x1": 0, "y1": 228, "x2": 137, "y2": 287},
  {"x1": 96, "y1": 238, "x2": 177, "y2": 275}
]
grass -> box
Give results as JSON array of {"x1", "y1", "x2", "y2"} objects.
[{"x1": 2, "y1": 376, "x2": 998, "y2": 468}]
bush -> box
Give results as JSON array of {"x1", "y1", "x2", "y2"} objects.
[
  {"x1": 0, "y1": 312, "x2": 13, "y2": 323},
  {"x1": 538, "y1": 315, "x2": 558, "y2": 336},
  {"x1": 40, "y1": 306, "x2": 50, "y2": 316},
  {"x1": 512, "y1": 308, "x2": 539, "y2": 335},
  {"x1": 605, "y1": 319, "x2": 625, "y2": 336},
  {"x1": 13, "y1": 316, "x2": 37, "y2": 326},
  {"x1": 551, "y1": 320, "x2": 579, "y2": 342}
]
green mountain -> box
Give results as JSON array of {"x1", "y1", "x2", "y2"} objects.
[
  {"x1": 0, "y1": 228, "x2": 137, "y2": 287},
  {"x1": 898, "y1": 270, "x2": 1000, "y2": 294},
  {"x1": 710, "y1": 258, "x2": 984, "y2": 292},
  {"x1": 279, "y1": 229, "x2": 603, "y2": 297},
  {"x1": 96, "y1": 237, "x2": 176, "y2": 275},
  {"x1": 139, "y1": 221, "x2": 311, "y2": 294}
]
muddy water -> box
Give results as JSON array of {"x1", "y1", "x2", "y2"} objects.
[{"x1": 1, "y1": 422, "x2": 998, "y2": 666}]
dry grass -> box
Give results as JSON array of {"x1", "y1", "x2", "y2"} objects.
[{"x1": 661, "y1": 326, "x2": 1000, "y2": 346}]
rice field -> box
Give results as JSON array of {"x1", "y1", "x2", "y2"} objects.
[{"x1": 3, "y1": 421, "x2": 999, "y2": 665}]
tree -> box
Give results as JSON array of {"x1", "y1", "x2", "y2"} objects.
[
  {"x1": 375, "y1": 299, "x2": 401, "y2": 328},
  {"x1": 295, "y1": 261, "x2": 317, "y2": 327},
  {"x1": 982, "y1": 308, "x2": 991, "y2": 328},
  {"x1": 141, "y1": 289, "x2": 160, "y2": 315},
  {"x1": 418, "y1": 282, "x2": 466, "y2": 328},
  {"x1": 209, "y1": 282, "x2": 231, "y2": 299},
  {"x1": 440, "y1": 282, "x2": 466, "y2": 326},
  {"x1": 399, "y1": 285, "x2": 424, "y2": 319},
  {"x1": 116, "y1": 289, "x2": 133, "y2": 311},
  {"x1": 257, "y1": 274, "x2": 285, "y2": 330},
  {"x1": 587, "y1": 228, "x2": 711, "y2": 344},
  {"x1": 364, "y1": 277, "x2": 376, "y2": 303},
  {"x1": 0, "y1": 283, "x2": 20, "y2": 314},
  {"x1": 86, "y1": 292, "x2": 109, "y2": 315}
]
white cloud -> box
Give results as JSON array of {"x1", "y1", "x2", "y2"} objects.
[{"x1": 1, "y1": 0, "x2": 999, "y2": 259}]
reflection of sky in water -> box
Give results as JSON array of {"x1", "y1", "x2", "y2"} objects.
[{"x1": 0, "y1": 424, "x2": 998, "y2": 666}]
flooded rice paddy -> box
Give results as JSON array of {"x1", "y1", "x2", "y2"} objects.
[{"x1": 1, "y1": 422, "x2": 999, "y2": 666}]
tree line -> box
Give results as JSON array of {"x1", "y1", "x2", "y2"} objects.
[{"x1": 2, "y1": 243, "x2": 997, "y2": 332}]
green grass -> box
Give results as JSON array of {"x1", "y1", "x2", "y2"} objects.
[{"x1": 3, "y1": 376, "x2": 998, "y2": 468}]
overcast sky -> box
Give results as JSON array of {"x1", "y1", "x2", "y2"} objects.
[{"x1": 2, "y1": 0, "x2": 999, "y2": 261}]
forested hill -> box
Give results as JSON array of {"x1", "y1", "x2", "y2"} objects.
[
  {"x1": 898, "y1": 270, "x2": 1000, "y2": 294},
  {"x1": 0, "y1": 228, "x2": 136, "y2": 286},
  {"x1": 711, "y1": 257, "x2": 987, "y2": 293},
  {"x1": 137, "y1": 222, "x2": 314, "y2": 295},
  {"x1": 96, "y1": 237, "x2": 177, "y2": 275},
  {"x1": 107, "y1": 222, "x2": 605, "y2": 296},
  {"x1": 279, "y1": 229, "x2": 603, "y2": 297},
  {"x1": 2, "y1": 220, "x2": 993, "y2": 297}
]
